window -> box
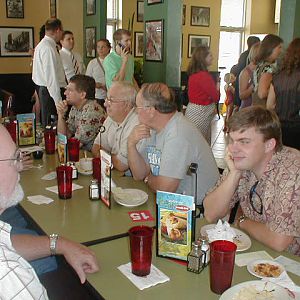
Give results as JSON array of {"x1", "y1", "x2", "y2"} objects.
[{"x1": 106, "y1": 0, "x2": 122, "y2": 45}]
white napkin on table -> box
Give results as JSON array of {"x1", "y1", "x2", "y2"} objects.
[
  {"x1": 275, "y1": 255, "x2": 300, "y2": 277},
  {"x1": 118, "y1": 263, "x2": 170, "y2": 290},
  {"x1": 27, "y1": 195, "x2": 54, "y2": 205},
  {"x1": 46, "y1": 183, "x2": 83, "y2": 194},
  {"x1": 235, "y1": 251, "x2": 274, "y2": 267},
  {"x1": 41, "y1": 171, "x2": 57, "y2": 180},
  {"x1": 206, "y1": 219, "x2": 236, "y2": 242}
]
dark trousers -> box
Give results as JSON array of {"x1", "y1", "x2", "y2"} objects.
[{"x1": 281, "y1": 121, "x2": 300, "y2": 150}]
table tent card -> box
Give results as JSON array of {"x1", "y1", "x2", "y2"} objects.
[
  {"x1": 100, "y1": 149, "x2": 112, "y2": 209},
  {"x1": 57, "y1": 133, "x2": 67, "y2": 164},
  {"x1": 156, "y1": 191, "x2": 195, "y2": 261},
  {"x1": 16, "y1": 113, "x2": 36, "y2": 146}
]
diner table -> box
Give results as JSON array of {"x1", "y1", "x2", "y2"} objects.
[
  {"x1": 19, "y1": 153, "x2": 156, "y2": 245},
  {"x1": 86, "y1": 218, "x2": 300, "y2": 299}
]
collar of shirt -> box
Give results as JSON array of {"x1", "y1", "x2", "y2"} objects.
[
  {"x1": 44, "y1": 35, "x2": 57, "y2": 48},
  {"x1": 61, "y1": 47, "x2": 72, "y2": 56}
]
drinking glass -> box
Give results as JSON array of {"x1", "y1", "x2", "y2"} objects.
[
  {"x1": 92, "y1": 157, "x2": 101, "y2": 182},
  {"x1": 56, "y1": 165, "x2": 73, "y2": 199},
  {"x1": 44, "y1": 129, "x2": 56, "y2": 154},
  {"x1": 68, "y1": 138, "x2": 80, "y2": 162}
]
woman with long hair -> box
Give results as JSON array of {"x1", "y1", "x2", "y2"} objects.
[
  {"x1": 185, "y1": 46, "x2": 220, "y2": 145},
  {"x1": 267, "y1": 38, "x2": 300, "y2": 149},
  {"x1": 252, "y1": 34, "x2": 283, "y2": 106}
]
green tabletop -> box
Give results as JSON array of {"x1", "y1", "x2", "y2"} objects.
[
  {"x1": 87, "y1": 218, "x2": 300, "y2": 299},
  {"x1": 20, "y1": 153, "x2": 156, "y2": 244}
]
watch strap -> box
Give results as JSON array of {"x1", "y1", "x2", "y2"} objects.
[{"x1": 49, "y1": 234, "x2": 59, "y2": 256}]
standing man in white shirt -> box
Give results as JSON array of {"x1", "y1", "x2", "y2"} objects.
[
  {"x1": 32, "y1": 18, "x2": 66, "y2": 127},
  {"x1": 60, "y1": 30, "x2": 85, "y2": 82}
]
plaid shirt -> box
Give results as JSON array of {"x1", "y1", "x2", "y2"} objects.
[{"x1": 0, "y1": 221, "x2": 48, "y2": 299}]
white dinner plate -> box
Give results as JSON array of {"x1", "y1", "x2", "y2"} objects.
[
  {"x1": 247, "y1": 259, "x2": 285, "y2": 279},
  {"x1": 112, "y1": 188, "x2": 148, "y2": 207},
  {"x1": 200, "y1": 224, "x2": 252, "y2": 252},
  {"x1": 220, "y1": 280, "x2": 294, "y2": 300},
  {"x1": 75, "y1": 162, "x2": 93, "y2": 175}
]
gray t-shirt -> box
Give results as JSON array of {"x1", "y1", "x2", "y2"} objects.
[{"x1": 139, "y1": 112, "x2": 219, "y2": 204}]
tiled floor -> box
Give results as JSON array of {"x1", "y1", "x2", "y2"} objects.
[{"x1": 211, "y1": 114, "x2": 227, "y2": 170}]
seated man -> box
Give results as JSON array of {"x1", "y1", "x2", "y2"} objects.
[
  {"x1": 127, "y1": 82, "x2": 219, "y2": 204},
  {"x1": 57, "y1": 74, "x2": 105, "y2": 151},
  {"x1": 204, "y1": 106, "x2": 300, "y2": 255},
  {"x1": 92, "y1": 81, "x2": 138, "y2": 172},
  {"x1": 0, "y1": 125, "x2": 99, "y2": 298}
]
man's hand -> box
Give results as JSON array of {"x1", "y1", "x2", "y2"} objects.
[
  {"x1": 225, "y1": 148, "x2": 242, "y2": 177},
  {"x1": 128, "y1": 124, "x2": 150, "y2": 147},
  {"x1": 120, "y1": 47, "x2": 129, "y2": 63},
  {"x1": 57, "y1": 237, "x2": 99, "y2": 284},
  {"x1": 56, "y1": 100, "x2": 68, "y2": 117}
]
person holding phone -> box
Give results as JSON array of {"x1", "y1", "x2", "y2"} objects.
[{"x1": 103, "y1": 29, "x2": 139, "y2": 91}]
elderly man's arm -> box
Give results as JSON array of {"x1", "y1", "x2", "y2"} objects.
[
  {"x1": 146, "y1": 174, "x2": 180, "y2": 193},
  {"x1": 57, "y1": 100, "x2": 72, "y2": 138},
  {"x1": 238, "y1": 219, "x2": 294, "y2": 252},
  {"x1": 11, "y1": 235, "x2": 99, "y2": 284}
]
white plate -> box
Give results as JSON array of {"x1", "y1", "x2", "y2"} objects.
[
  {"x1": 247, "y1": 259, "x2": 285, "y2": 279},
  {"x1": 112, "y1": 188, "x2": 148, "y2": 207},
  {"x1": 75, "y1": 162, "x2": 93, "y2": 175},
  {"x1": 200, "y1": 224, "x2": 252, "y2": 252},
  {"x1": 220, "y1": 280, "x2": 294, "y2": 300}
]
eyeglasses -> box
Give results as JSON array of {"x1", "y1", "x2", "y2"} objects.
[
  {"x1": 0, "y1": 148, "x2": 23, "y2": 171},
  {"x1": 249, "y1": 181, "x2": 263, "y2": 214},
  {"x1": 105, "y1": 97, "x2": 126, "y2": 105},
  {"x1": 135, "y1": 105, "x2": 152, "y2": 110}
]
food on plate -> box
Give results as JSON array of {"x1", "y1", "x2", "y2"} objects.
[
  {"x1": 232, "y1": 284, "x2": 275, "y2": 300},
  {"x1": 253, "y1": 263, "x2": 282, "y2": 278}
]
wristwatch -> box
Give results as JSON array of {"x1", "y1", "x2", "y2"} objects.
[
  {"x1": 238, "y1": 215, "x2": 246, "y2": 227},
  {"x1": 49, "y1": 233, "x2": 59, "y2": 256}
]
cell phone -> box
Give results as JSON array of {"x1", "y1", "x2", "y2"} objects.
[{"x1": 118, "y1": 42, "x2": 126, "y2": 50}]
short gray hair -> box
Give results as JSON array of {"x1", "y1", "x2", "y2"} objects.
[{"x1": 110, "y1": 81, "x2": 137, "y2": 107}]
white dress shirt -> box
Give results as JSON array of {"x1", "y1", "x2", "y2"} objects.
[
  {"x1": 85, "y1": 57, "x2": 106, "y2": 99},
  {"x1": 32, "y1": 35, "x2": 66, "y2": 103},
  {"x1": 0, "y1": 221, "x2": 48, "y2": 299},
  {"x1": 60, "y1": 47, "x2": 86, "y2": 82}
]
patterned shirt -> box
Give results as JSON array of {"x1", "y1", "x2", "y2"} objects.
[
  {"x1": 219, "y1": 147, "x2": 300, "y2": 256},
  {"x1": 67, "y1": 100, "x2": 106, "y2": 151},
  {"x1": 0, "y1": 221, "x2": 48, "y2": 299}
]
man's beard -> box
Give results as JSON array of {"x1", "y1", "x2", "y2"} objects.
[{"x1": 0, "y1": 182, "x2": 24, "y2": 211}]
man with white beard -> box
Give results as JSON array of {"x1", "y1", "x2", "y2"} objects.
[{"x1": 0, "y1": 125, "x2": 99, "y2": 299}]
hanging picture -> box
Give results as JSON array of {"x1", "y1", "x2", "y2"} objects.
[
  {"x1": 190, "y1": 6, "x2": 210, "y2": 27},
  {"x1": 86, "y1": 0, "x2": 96, "y2": 15},
  {"x1": 50, "y1": 0, "x2": 56, "y2": 18},
  {"x1": 145, "y1": 20, "x2": 163, "y2": 62},
  {"x1": 137, "y1": 0, "x2": 144, "y2": 22},
  {"x1": 134, "y1": 32, "x2": 144, "y2": 57},
  {"x1": 6, "y1": 0, "x2": 24, "y2": 18},
  {"x1": 85, "y1": 27, "x2": 96, "y2": 58},
  {"x1": 0, "y1": 27, "x2": 34, "y2": 57},
  {"x1": 188, "y1": 34, "x2": 211, "y2": 58}
]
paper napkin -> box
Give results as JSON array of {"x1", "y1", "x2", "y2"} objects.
[
  {"x1": 27, "y1": 195, "x2": 54, "y2": 205},
  {"x1": 206, "y1": 219, "x2": 236, "y2": 242},
  {"x1": 41, "y1": 171, "x2": 57, "y2": 180},
  {"x1": 46, "y1": 183, "x2": 83, "y2": 194},
  {"x1": 275, "y1": 256, "x2": 300, "y2": 277},
  {"x1": 235, "y1": 251, "x2": 273, "y2": 267},
  {"x1": 118, "y1": 263, "x2": 170, "y2": 290}
]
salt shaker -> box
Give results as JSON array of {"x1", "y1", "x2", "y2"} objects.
[
  {"x1": 69, "y1": 162, "x2": 78, "y2": 180},
  {"x1": 187, "y1": 242, "x2": 203, "y2": 273},
  {"x1": 198, "y1": 238, "x2": 210, "y2": 266},
  {"x1": 89, "y1": 179, "x2": 99, "y2": 200}
]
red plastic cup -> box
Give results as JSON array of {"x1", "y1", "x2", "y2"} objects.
[
  {"x1": 56, "y1": 165, "x2": 73, "y2": 199},
  {"x1": 92, "y1": 157, "x2": 101, "y2": 181},
  {"x1": 44, "y1": 129, "x2": 56, "y2": 154},
  {"x1": 5, "y1": 120, "x2": 17, "y2": 143},
  {"x1": 210, "y1": 240, "x2": 237, "y2": 294},
  {"x1": 128, "y1": 226, "x2": 154, "y2": 276},
  {"x1": 68, "y1": 138, "x2": 80, "y2": 162}
]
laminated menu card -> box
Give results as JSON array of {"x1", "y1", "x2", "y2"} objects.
[
  {"x1": 17, "y1": 113, "x2": 36, "y2": 146},
  {"x1": 156, "y1": 191, "x2": 195, "y2": 261},
  {"x1": 100, "y1": 149, "x2": 112, "y2": 208},
  {"x1": 57, "y1": 133, "x2": 67, "y2": 164}
]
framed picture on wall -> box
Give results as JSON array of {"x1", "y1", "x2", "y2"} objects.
[
  {"x1": 190, "y1": 6, "x2": 210, "y2": 27},
  {"x1": 50, "y1": 0, "x2": 56, "y2": 18},
  {"x1": 137, "y1": 0, "x2": 144, "y2": 22},
  {"x1": 86, "y1": 0, "x2": 96, "y2": 16},
  {"x1": 145, "y1": 20, "x2": 163, "y2": 62},
  {"x1": 182, "y1": 5, "x2": 186, "y2": 26},
  {"x1": 147, "y1": 0, "x2": 163, "y2": 5},
  {"x1": 188, "y1": 34, "x2": 210, "y2": 58},
  {"x1": 0, "y1": 27, "x2": 34, "y2": 57},
  {"x1": 134, "y1": 32, "x2": 144, "y2": 57},
  {"x1": 85, "y1": 27, "x2": 96, "y2": 58},
  {"x1": 6, "y1": 0, "x2": 24, "y2": 18}
]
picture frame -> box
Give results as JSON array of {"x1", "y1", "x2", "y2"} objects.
[
  {"x1": 145, "y1": 20, "x2": 163, "y2": 62},
  {"x1": 190, "y1": 6, "x2": 210, "y2": 27},
  {"x1": 182, "y1": 5, "x2": 186, "y2": 26},
  {"x1": 188, "y1": 34, "x2": 211, "y2": 58},
  {"x1": 100, "y1": 150, "x2": 112, "y2": 209},
  {"x1": 86, "y1": 0, "x2": 96, "y2": 16},
  {"x1": 137, "y1": 0, "x2": 144, "y2": 22},
  {"x1": 134, "y1": 32, "x2": 144, "y2": 57},
  {"x1": 0, "y1": 27, "x2": 34, "y2": 57},
  {"x1": 50, "y1": 0, "x2": 56, "y2": 18},
  {"x1": 156, "y1": 191, "x2": 195, "y2": 261},
  {"x1": 17, "y1": 113, "x2": 36, "y2": 146},
  {"x1": 85, "y1": 27, "x2": 96, "y2": 58},
  {"x1": 6, "y1": 0, "x2": 24, "y2": 18},
  {"x1": 147, "y1": 0, "x2": 163, "y2": 4}
]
